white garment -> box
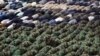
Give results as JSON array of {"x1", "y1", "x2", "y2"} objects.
[
  {"x1": 16, "y1": 12, "x2": 24, "y2": 17},
  {"x1": 8, "y1": 9, "x2": 15, "y2": 13},
  {"x1": 67, "y1": 14, "x2": 72, "y2": 18},
  {"x1": 7, "y1": 23, "x2": 15, "y2": 29},
  {"x1": 15, "y1": 0, "x2": 19, "y2": 2},
  {"x1": 22, "y1": 20, "x2": 33, "y2": 23},
  {"x1": 32, "y1": 14, "x2": 39, "y2": 19},
  {"x1": 31, "y1": 2, "x2": 37, "y2": 6},
  {"x1": 32, "y1": 20, "x2": 39, "y2": 24},
  {"x1": 55, "y1": 17, "x2": 64, "y2": 22},
  {"x1": 0, "y1": 0, "x2": 4, "y2": 5},
  {"x1": 21, "y1": 16, "x2": 28, "y2": 20},
  {"x1": 88, "y1": 16, "x2": 95, "y2": 21},
  {"x1": 68, "y1": 19, "x2": 77, "y2": 24},
  {"x1": 22, "y1": 2, "x2": 28, "y2": 7},
  {"x1": 1, "y1": 19, "x2": 11, "y2": 24}
]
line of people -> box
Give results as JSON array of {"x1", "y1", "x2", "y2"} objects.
[
  {"x1": 0, "y1": 0, "x2": 100, "y2": 29},
  {"x1": 0, "y1": 0, "x2": 100, "y2": 8}
]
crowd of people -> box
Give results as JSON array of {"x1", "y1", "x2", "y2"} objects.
[{"x1": 0, "y1": 0, "x2": 100, "y2": 29}]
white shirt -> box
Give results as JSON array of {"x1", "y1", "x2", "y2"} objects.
[
  {"x1": 67, "y1": 14, "x2": 72, "y2": 18},
  {"x1": 15, "y1": 0, "x2": 19, "y2": 2},
  {"x1": 68, "y1": 19, "x2": 77, "y2": 24},
  {"x1": 7, "y1": 23, "x2": 15, "y2": 29},
  {"x1": 55, "y1": 17, "x2": 64, "y2": 22},
  {"x1": 21, "y1": 16, "x2": 28, "y2": 20},
  {"x1": 22, "y1": 20, "x2": 33, "y2": 23},
  {"x1": 22, "y1": 2, "x2": 28, "y2": 7},
  {"x1": 0, "y1": 0, "x2": 4, "y2": 5},
  {"x1": 16, "y1": 12, "x2": 24, "y2": 17},
  {"x1": 31, "y1": 2, "x2": 37, "y2": 6},
  {"x1": 32, "y1": 20, "x2": 39, "y2": 24},
  {"x1": 1, "y1": 19, "x2": 11, "y2": 24},
  {"x1": 32, "y1": 14, "x2": 39, "y2": 19},
  {"x1": 8, "y1": 9, "x2": 15, "y2": 13},
  {"x1": 88, "y1": 16, "x2": 95, "y2": 21}
]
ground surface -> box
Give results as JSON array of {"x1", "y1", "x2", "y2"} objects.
[{"x1": 0, "y1": 20, "x2": 100, "y2": 56}]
